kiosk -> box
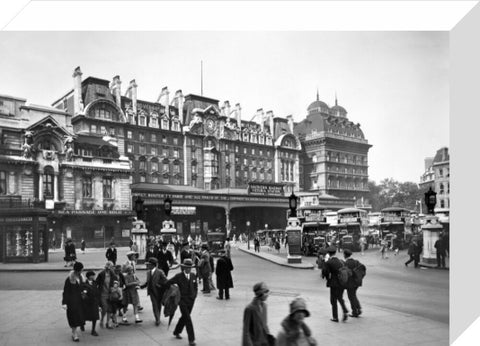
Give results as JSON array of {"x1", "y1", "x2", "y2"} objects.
[{"x1": 131, "y1": 220, "x2": 148, "y2": 264}]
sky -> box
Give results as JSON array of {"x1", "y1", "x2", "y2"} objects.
[{"x1": 0, "y1": 31, "x2": 449, "y2": 184}]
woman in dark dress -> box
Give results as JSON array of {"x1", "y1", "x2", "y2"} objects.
[
  {"x1": 82, "y1": 271, "x2": 100, "y2": 336},
  {"x1": 62, "y1": 262, "x2": 85, "y2": 342}
]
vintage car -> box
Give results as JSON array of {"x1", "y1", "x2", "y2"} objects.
[{"x1": 207, "y1": 232, "x2": 226, "y2": 256}]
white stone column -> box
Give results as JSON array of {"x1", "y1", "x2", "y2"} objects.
[
  {"x1": 54, "y1": 174, "x2": 59, "y2": 202},
  {"x1": 38, "y1": 173, "x2": 44, "y2": 201}
]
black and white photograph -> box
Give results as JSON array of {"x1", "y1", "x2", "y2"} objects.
[{"x1": 0, "y1": 1, "x2": 478, "y2": 345}]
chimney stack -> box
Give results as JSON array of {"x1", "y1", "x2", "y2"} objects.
[
  {"x1": 72, "y1": 66, "x2": 84, "y2": 114},
  {"x1": 159, "y1": 86, "x2": 170, "y2": 116},
  {"x1": 286, "y1": 114, "x2": 294, "y2": 133},
  {"x1": 257, "y1": 108, "x2": 265, "y2": 132},
  {"x1": 112, "y1": 75, "x2": 122, "y2": 108},
  {"x1": 266, "y1": 110, "x2": 274, "y2": 137},
  {"x1": 235, "y1": 103, "x2": 242, "y2": 131},
  {"x1": 223, "y1": 101, "x2": 231, "y2": 118},
  {"x1": 129, "y1": 79, "x2": 138, "y2": 114},
  {"x1": 174, "y1": 89, "x2": 184, "y2": 124}
]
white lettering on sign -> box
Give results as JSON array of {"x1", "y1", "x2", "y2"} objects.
[{"x1": 172, "y1": 206, "x2": 196, "y2": 215}]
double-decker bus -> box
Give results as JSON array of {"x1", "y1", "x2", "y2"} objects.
[
  {"x1": 380, "y1": 207, "x2": 412, "y2": 250},
  {"x1": 335, "y1": 208, "x2": 369, "y2": 251},
  {"x1": 288, "y1": 206, "x2": 330, "y2": 256}
]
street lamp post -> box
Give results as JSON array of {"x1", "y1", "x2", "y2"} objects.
[
  {"x1": 421, "y1": 187, "x2": 442, "y2": 265},
  {"x1": 246, "y1": 220, "x2": 251, "y2": 250}
]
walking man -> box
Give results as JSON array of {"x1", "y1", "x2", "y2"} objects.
[
  {"x1": 141, "y1": 258, "x2": 167, "y2": 326},
  {"x1": 242, "y1": 282, "x2": 272, "y2": 346},
  {"x1": 322, "y1": 246, "x2": 349, "y2": 322},
  {"x1": 435, "y1": 236, "x2": 446, "y2": 268},
  {"x1": 405, "y1": 240, "x2": 417, "y2": 267},
  {"x1": 157, "y1": 242, "x2": 174, "y2": 277},
  {"x1": 198, "y1": 244, "x2": 212, "y2": 294},
  {"x1": 215, "y1": 251, "x2": 234, "y2": 300},
  {"x1": 343, "y1": 249, "x2": 363, "y2": 317},
  {"x1": 105, "y1": 242, "x2": 117, "y2": 265},
  {"x1": 165, "y1": 258, "x2": 198, "y2": 346}
]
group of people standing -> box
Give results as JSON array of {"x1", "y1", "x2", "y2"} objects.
[{"x1": 62, "y1": 239, "x2": 235, "y2": 346}]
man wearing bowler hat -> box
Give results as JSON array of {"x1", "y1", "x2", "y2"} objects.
[
  {"x1": 322, "y1": 246, "x2": 349, "y2": 322},
  {"x1": 157, "y1": 242, "x2": 174, "y2": 277},
  {"x1": 165, "y1": 258, "x2": 198, "y2": 346},
  {"x1": 140, "y1": 257, "x2": 167, "y2": 326}
]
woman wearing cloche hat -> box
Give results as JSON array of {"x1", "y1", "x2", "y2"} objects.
[{"x1": 276, "y1": 297, "x2": 317, "y2": 346}]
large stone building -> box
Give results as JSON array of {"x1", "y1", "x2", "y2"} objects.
[
  {"x1": 294, "y1": 92, "x2": 372, "y2": 209},
  {"x1": 51, "y1": 67, "x2": 301, "y2": 238},
  {"x1": 0, "y1": 91, "x2": 133, "y2": 262}
]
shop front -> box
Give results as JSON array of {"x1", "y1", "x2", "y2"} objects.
[
  {"x1": 51, "y1": 209, "x2": 137, "y2": 249},
  {"x1": 0, "y1": 210, "x2": 49, "y2": 263}
]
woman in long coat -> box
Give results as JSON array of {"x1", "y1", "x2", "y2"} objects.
[
  {"x1": 62, "y1": 261, "x2": 85, "y2": 342},
  {"x1": 215, "y1": 251, "x2": 234, "y2": 300},
  {"x1": 82, "y1": 271, "x2": 100, "y2": 336}
]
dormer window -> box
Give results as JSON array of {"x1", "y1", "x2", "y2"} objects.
[
  {"x1": 172, "y1": 120, "x2": 180, "y2": 132},
  {"x1": 139, "y1": 113, "x2": 146, "y2": 126},
  {"x1": 162, "y1": 118, "x2": 169, "y2": 130}
]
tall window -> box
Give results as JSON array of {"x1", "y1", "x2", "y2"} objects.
[
  {"x1": 162, "y1": 135, "x2": 167, "y2": 144},
  {"x1": 103, "y1": 177, "x2": 112, "y2": 199},
  {"x1": 151, "y1": 146, "x2": 157, "y2": 156},
  {"x1": 91, "y1": 124, "x2": 97, "y2": 133},
  {"x1": 0, "y1": 171, "x2": 6, "y2": 195},
  {"x1": 173, "y1": 121, "x2": 180, "y2": 131},
  {"x1": 127, "y1": 144, "x2": 133, "y2": 153},
  {"x1": 139, "y1": 160, "x2": 146, "y2": 171},
  {"x1": 151, "y1": 133, "x2": 157, "y2": 142},
  {"x1": 82, "y1": 176, "x2": 92, "y2": 197},
  {"x1": 127, "y1": 131, "x2": 132, "y2": 139},
  {"x1": 173, "y1": 137, "x2": 179, "y2": 145},
  {"x1": 151, "y1": 161, "x2": 158, "y2": 172},
  {"x1": 152, "y1": 175, "x2": 158, "y2": 184},
  {"x1": 162, "y1": 118, "x2": 169, "y2": 130},
  {"x1": 43, "y1": 167, "x2": 54, "y2": 198},
  {"x1": 139, "y1": 114, "x2": 146, "y2": 126},
  {"x1": 151, "y1": 117, "x2": 158, "y2": 128},
  {"x1": 173, "y1": 149, "x2": 179, "y2": 158},
  {"x1": 139, "y1": 133, "x2": 145, "y2": 141},
  {"x1": 139, "y1": 145, "x2": 146, "y2": 155}
]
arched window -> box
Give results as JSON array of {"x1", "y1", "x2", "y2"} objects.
[
  {"x1": 43, "y1": 167, "x2": 54, "y2": 199},
  {"x1": 82, "y1": 176, "x2": 92, "y2": 197}
]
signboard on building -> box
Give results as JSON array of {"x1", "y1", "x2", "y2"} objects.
[
  {"x1": 94, "y1": 229, "x2": 103, "y2": 238},
  {"x1": 172, "y1": 206, "x2": 196, "y2": 215},
  {"x1": 45, "y1": 200, "x2": 54, "y2": 210},
  {"x1": 383, "y1": 216, "x2": 403, "y2": 222},
  {"x1": 247, "y1": 182, "x2": 285, "y2": 196},
  {"x1": 122, "y1": 229, "x2": 130, "y2": 238}
]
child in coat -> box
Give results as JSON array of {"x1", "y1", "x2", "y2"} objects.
[{"x1": 122, "y1": 266, "x2": 142, "y2": 324}]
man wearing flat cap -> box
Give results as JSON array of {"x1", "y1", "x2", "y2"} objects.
[
  {"x1": 242, "y1": 282, "x2": 273, "y2": 346},
  {"x1": 140, "y1": 257, "x2": 167, "y2": 326},
  {"x1": 165, "y1": 258, "x2": 198, "y2": 346},
  {"x1": 322, "y1": 246, "x2": 349, "y2": 322}
]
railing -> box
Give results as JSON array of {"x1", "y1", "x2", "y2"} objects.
[{"x1": 0, "y1": 196, "x2": 41, "y2": 209}]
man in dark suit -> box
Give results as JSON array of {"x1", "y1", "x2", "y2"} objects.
[
  {"x1": 105, "y1": 243, "x2": 117, "y2": 265},
  {"x1": 242, "y1": 282, "x2": 271, "y2": 346},
  {"x1": 322, "y1": 246, "x2": 349, "y2": 322},
  {"x1": 343, "y1": 249, "x2": 362, "y2": 317},
  {"x1": 157, "y1": 242, "x2": 174, "y2": 277},
  {"x1": 165, "y1": 258, "x2": 198, "y2": 346},
  {"x1": 141, "y1": 257, "x2": 167, "y2": 326}
]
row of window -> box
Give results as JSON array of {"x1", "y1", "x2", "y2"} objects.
[
  {"x1": 82, "y1": 176, "x2": 113, "y2": 199},
  {"x1": 127, "y1": 131, "x2": 181, "y2": 145},
  {"x1": 127, "y1": 144, "x2": 181, "y2": 157},
  {"x1": 127, "y1": 113, "x2": 181, "y2": 131},
  {"x1": 234, "y1": 170, "x2": 272, "y2": 181},
  {"x1": 137, "y1": 174, "x2": 182, "y2": 184},
  {"x1": 137, "y1": 161, "x2": 181, "y2": 173},
  {"x1": 327, "y1": 180, "x2": 368, "y2": 189},
  {"x1": 234, "y1": 157, "x2": 273, "y2": 168},
  {"x1": 437, "y1": 182, "x2": 450, "y2": 195}
]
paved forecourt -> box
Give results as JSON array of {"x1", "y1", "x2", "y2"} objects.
[{"x1": 0, "y1": 245, "x2": 448, "y2": 346}]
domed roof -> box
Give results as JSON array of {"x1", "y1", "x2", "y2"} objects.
[
  {"x1": 331, "y1": 96, "x2": 347, "y2": 116},
  {"x1": 307, "y1": 90, "x2": 329, "y2": 114},
  {"x1": 308, "y1": 100, "x2": 329, "y2": 112}
]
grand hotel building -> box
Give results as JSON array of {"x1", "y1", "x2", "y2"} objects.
[{"x1": 0, "y1": 67, "x2": 371, "y2": 262}]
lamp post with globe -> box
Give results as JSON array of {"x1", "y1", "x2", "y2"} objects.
[{"x1": 421, "y1": 187, "x2": 443, "y2": 265}]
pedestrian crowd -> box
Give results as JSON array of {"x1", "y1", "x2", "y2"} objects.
[{"x1": 61, "y1": 236, "x2": 234, "y2": 346}]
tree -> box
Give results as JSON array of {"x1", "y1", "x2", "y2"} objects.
[{"x1": 368, "y1": 178, "x2": 423, "y2": 212}]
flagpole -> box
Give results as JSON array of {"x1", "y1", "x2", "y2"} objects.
[{"x1": 201, "y1": 60, "x2": 203, "y2": 96}]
